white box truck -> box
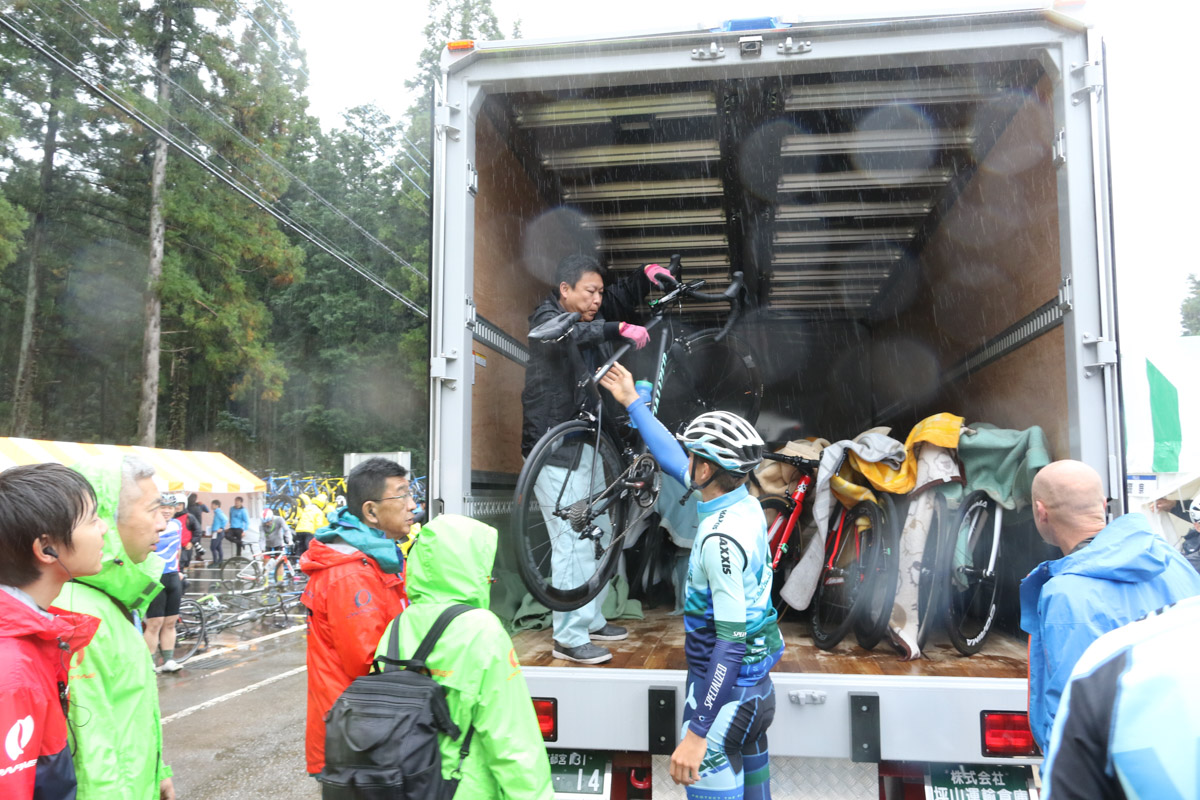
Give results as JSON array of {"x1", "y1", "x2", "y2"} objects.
[{"x1": 426, "y1": 5, "x2": 1119, "y2": 797}]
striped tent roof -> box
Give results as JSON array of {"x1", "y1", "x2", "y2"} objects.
[{"x1": 0, "y1": 437, "x2": 266, "y2": 494}]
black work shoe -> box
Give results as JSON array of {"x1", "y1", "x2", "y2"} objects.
[
  {"x1": 590, "y1": 623, "x2": 629, "y2": 641},
  {"x1": 552, "y1": 641, "x2": 612, "y2": 664}
]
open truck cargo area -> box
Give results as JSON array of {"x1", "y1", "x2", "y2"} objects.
[{"x1": 428, "y1": 7, "x2": 1118, "y2": 796}]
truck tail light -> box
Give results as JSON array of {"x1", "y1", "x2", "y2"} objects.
[
  {"x1": 533, "y1": 697, "x2": 557, "y2": 742},
  {"x1": 981, "y1": 712, "x2": 1038, "y2": 757}
]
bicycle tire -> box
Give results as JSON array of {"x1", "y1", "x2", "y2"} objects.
[
  {"x1": 269, "y1": 494, "x2": 296, "y2": 524},
  {"x1": 854, "y1": 495, "x2": 900, "y2": 651},
  {"x1": 175, "y1": 599, "x2": 206, "y2": 662},
  {"x1": 512, "y1": 419, "x2": 629, "y2": 613},
  {"x1": 944, "y1": 490, "x2": 1003, "y2": 655},
  {"x1": 915, "y1": 492, "x2": 950, "y2": 650},
  {"x1": 220, "y1": 556, "x2": 261, "y2": 592},
  {"x1": 811, "y1": 502, "x2": 882, "y2": 651},
  {"x1": 657, "y1": 330, "x2": 762, "y2": 435}
]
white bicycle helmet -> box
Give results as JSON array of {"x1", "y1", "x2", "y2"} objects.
[
  {"x1": 677, "y1": 410, "x2": 764, "y2": 475},
  {"x1": 1189, "y1": 497, "x2": 1200, "y2": 525}
]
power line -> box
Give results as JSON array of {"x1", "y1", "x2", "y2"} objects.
[
  {"x1": 56, "y1": 0, "x2": 431, "y2": 276},
  {"x1": 0, "y1": 10, "x2": 429, "y2": 318}
]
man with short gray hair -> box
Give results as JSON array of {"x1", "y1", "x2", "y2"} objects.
[
  {"x1": 1020, "y1": 459, "x2": 1200, "y2": 751},
  {"x1": 55, "y1": 455, "x2": 175, "y2": 799}
]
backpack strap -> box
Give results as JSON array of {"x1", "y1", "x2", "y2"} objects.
[
  {"x1": 373, "y1": 604, "x2": 474, "y2": 674},
  {"x1": 443, "y1": 724, "x2": 476, "y2": 800}
]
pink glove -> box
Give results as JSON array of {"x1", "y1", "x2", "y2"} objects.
[
  {"x1": 643, "y1": 263, "x2": 675, "y2": 288},
  {"x1": 618, "y1": 322, "x2": 650, "y2": 350}
]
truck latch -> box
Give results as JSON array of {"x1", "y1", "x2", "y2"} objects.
[{"x1": 788, "y1": 689, "x2": 826, "y2": 705}]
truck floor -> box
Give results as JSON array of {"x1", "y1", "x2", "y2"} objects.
[{"x1": 513, "y1": 605, "x2": 1028, "y2": 678}]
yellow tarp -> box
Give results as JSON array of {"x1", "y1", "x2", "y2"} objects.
[
  {"x1": 848, "y1": 413, "x2": 965, "y2": 495},
  {"x1": 0, "y1": 437, "x2": 266, "y2": 494}
]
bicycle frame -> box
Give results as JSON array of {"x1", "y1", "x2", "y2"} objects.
[{"x1": 767, "y1": 472, "x2": 814, "y2": 571}]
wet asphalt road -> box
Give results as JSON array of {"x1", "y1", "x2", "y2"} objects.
[{"x1": 158, "y1": 614, "x2": 318, "y2": 799}]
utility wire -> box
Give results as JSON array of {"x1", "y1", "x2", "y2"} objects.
[
  {"x1": 0, "y1": 11, "x2": 428, "y2": 318},
  {"x1": 56, "y1": 0, "x2": 431, "y2": 275}
]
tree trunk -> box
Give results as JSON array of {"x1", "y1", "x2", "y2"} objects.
[
  {"x1": 167, "y1": 351, "x2": 188, "y2": 448},
  {"x1": 10, "y1": 74, "x2": 62, "y2": 437},
  {"x1": 136, "y1": 6, "x2": 173, "y2": 447}
]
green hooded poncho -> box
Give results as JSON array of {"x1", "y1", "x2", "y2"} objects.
[
  {"x1": 53, "y1": 457, "x2": 171, "y2": 799},
  {"x1": 374, "y1": 514, "x2": 553, "y2": 800}
]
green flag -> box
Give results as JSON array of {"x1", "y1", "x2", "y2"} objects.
[{"x1": 1148, "y1": 358, "x2": 1182, "y2": 472}]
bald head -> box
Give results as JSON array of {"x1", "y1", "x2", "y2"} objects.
[{"x1": 1031, "y1": 460, "x2": 1108, "y2": 551}]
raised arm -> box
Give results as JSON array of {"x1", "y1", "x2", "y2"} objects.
[{"x1": 599, "y1": 362, "x2": 689, "y2": 485}]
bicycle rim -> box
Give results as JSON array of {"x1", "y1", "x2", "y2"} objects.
[
  {"x1": 658, "y1": 331, "x2": 761, "y2": 434},
  {"x1": 175, "y1": 599, "x2": 206, "y2": 662},
  {"x1": 916, "y1": 492, "x2": 950, "y2": 650},
  {"x1": 855, "y1": 497, "x2": 899, "y2": 651},
  {"x1": 811, "y1": 504, "x2": 880, "y2": 651},
  {"x1": 512, "y1": 420, "x2": 628, "y2": 612},
  {"x1": 945, "y1": 491, "x2": 1002, "y2": 655},
  {"x1": 220, "y1": 556, "x2": 261, "y2": 592}
]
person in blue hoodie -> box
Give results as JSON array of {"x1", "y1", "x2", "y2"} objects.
[{"x1": 1020, "y1": 459, "x2": 1200, "y2": 751}]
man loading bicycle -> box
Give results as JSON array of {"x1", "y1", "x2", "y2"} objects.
[
  {"x1": 601, "y1": 361, "x2": 782, "y2": 799},
  {"x1": 521, "y1": 253, "x2": 674, "y2": 664}
]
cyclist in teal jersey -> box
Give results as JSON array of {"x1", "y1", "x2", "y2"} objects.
[{"x1": 602, "y1": 362, "x2": 782, "y2": 800}]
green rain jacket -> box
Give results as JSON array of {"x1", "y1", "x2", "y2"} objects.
[
  {"x1": 374, "y1": 515, "x2": 553, "y2": 800},
  {"x1": 53, "y1": 458, "x2": 171, "y2": 799}
]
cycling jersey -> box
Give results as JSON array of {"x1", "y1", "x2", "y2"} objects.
[
  {"x1": 627, "y1": 399, "x2": 783, "y2": 738},
  {"x1": 156, "y1": 517, "x2": 182, "y2": 574}
]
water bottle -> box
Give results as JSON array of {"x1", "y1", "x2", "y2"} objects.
[{"x1": 630, "y1": 380, "x2": 654, "y2": 428}]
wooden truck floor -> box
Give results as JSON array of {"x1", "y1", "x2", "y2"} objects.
[{"x1": 513, "y1": 605, "x2": 1028, "y2": 679}]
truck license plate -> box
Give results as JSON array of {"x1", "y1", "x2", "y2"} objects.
[{"x1": 548, "y1": 749, "x2": 611, "y2": 799}]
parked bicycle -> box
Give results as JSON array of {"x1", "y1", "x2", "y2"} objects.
[
  {"x1": 220, "y1": 549, "x2": 303, "y2": 593},
  {"x1": 512, "y1": 257, "x2": 761, "y2": 612}
]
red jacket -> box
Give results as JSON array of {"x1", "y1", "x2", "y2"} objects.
[
  {"x1": 0, "y1": 588, "x2": 99, "y2": 800},
  {"x1": 300, "y1": 539, "x2": 408, "y2": 775}
]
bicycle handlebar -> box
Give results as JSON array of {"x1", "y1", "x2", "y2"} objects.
[{"x1": 761, "y1": 451, "x2": 820, "y2": 472}]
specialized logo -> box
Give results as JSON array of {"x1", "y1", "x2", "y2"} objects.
[
  {"x1": 719, "y1": 537, "x2": 732, "y2": 575},
  {"x1": 703, "y1": 664, "x2": 728, "y2": 710},
  {"x1": 5, "y1": 716, "x2": 34, "y2": 761},
  {"x1": 354, "y1": 590, "x2": 372, "y2": 608}
]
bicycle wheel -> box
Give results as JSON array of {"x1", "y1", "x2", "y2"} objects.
[
  {"x1": 854, "y1": 496, "x2": 900, "y2": 651},
  {"x1": 512, "y1": 419, "x2": 631, "y2": 613},
  {"x1": 220, "y1": 556, "x2": 262, "y2": 592},
  {"x1": 269, "y1": 494, "x2": 296, "y2": 525},
  {"x1": 811, "y1": 502, "x2": 882, "y2": 651},
  {"x1": 657, "y1": 330, "x2": 761, "y2": 434},
  {"x1": 175, "y1": 599, "x2": 206, "y2": 662},
  {"x1": 916, "y1": 492, "x2": 950, "y2": 650},
  {"x1": 944, "y1": 490, "x2": 1003, "y2": 655}
]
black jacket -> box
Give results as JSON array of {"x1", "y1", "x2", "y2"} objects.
[{"x1": 521, "y1": 270, "x2": 651, "y2": 456}]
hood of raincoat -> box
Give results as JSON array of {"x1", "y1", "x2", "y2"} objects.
[
  {"x1": 405, "y1": 513, "x2": 495, "y2": 609},
  {"x1": 1026, "y1": 513, "x2": 1176, "y2": 590},
  {"x1": 69, "y1": 457, "x2": 165, "y2": 610},
  {"x1": 312, "y1": 506, "x2": 403, "y2": 574}
]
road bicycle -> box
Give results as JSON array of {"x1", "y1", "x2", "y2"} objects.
[
  {"x1": 512, "y1": 258, "x2": 761, "y2": 612},
  {"x1": 935, "y1": 490, "x2": 1004, "y2": 655},
  {"x1": 220, "y1": 549, "x2": 303, "y2": 593},
  {"x1": 174, "y1": 598, "x2": 206, "y2": 662}
]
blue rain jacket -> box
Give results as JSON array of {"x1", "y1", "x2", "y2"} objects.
[{"x1": 1020, "y1": 513, "x2": 1200, "y2": 750}]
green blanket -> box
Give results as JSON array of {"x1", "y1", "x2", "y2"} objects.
[
  {"x1": 948, "y1": 423, "x2": 1052, "y2": 512},
  {"x1": 509, "y1": 575, "x2": 644, "y2": 634}
]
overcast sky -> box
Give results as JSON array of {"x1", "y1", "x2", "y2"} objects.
[{"x1": 284, "y1": 0, "x2": 1198, "y2": 414}]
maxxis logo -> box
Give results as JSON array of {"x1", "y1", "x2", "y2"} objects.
[{"x1": 5, "y1": 715, "x2": 34, "y2": 761}]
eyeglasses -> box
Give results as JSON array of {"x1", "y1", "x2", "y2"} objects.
[{"x1": 378, "y1": 491, "x2": 413, "y2": 503}]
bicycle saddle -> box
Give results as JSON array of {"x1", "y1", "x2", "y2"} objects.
[{"x1": 529, "y1": 311, "x2": 581, "y2": 341}]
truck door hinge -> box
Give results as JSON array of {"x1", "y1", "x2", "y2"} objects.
[
  {"x1": 430, "y1": 348, "x2": 460, "y2": 389},
  {"x1": 465, "y1": 298, "x2": 477, "y2": 329},
  {"x1": 1082, "y1": 333, "x2": 1118, "y2": 377},
  {"x1": 692, "y1": 41, "x2": 725, "y2": 61},
  {"x1": 466, "y1": 163, "x2": 478, "y2": 196},
  {"x1": 777, "y1": 37, "x2": 813, "y2": 56},
  {"x1": 849, "y1": 693, "x2": 880, "y2": 763},
  {"x1": 1052, "y1": 128, "x2": 1067, "y2": 168},
  {"x1": 435, "y1": 103, "x2": 461, "y2": 141},
  {"x1": 1071, "y1": 61, "x2": 1103, "y2": 105},
  {"x1": 1058, "y1": 276, "x2": 1073, "y2": 312},
  {"x1": 648, "y1": 687, "x2": 676, "y2": 755}
]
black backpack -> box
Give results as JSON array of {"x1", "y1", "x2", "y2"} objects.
[{"x1": 318, "y1": 604, "x2": 476, "y2": 800}]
